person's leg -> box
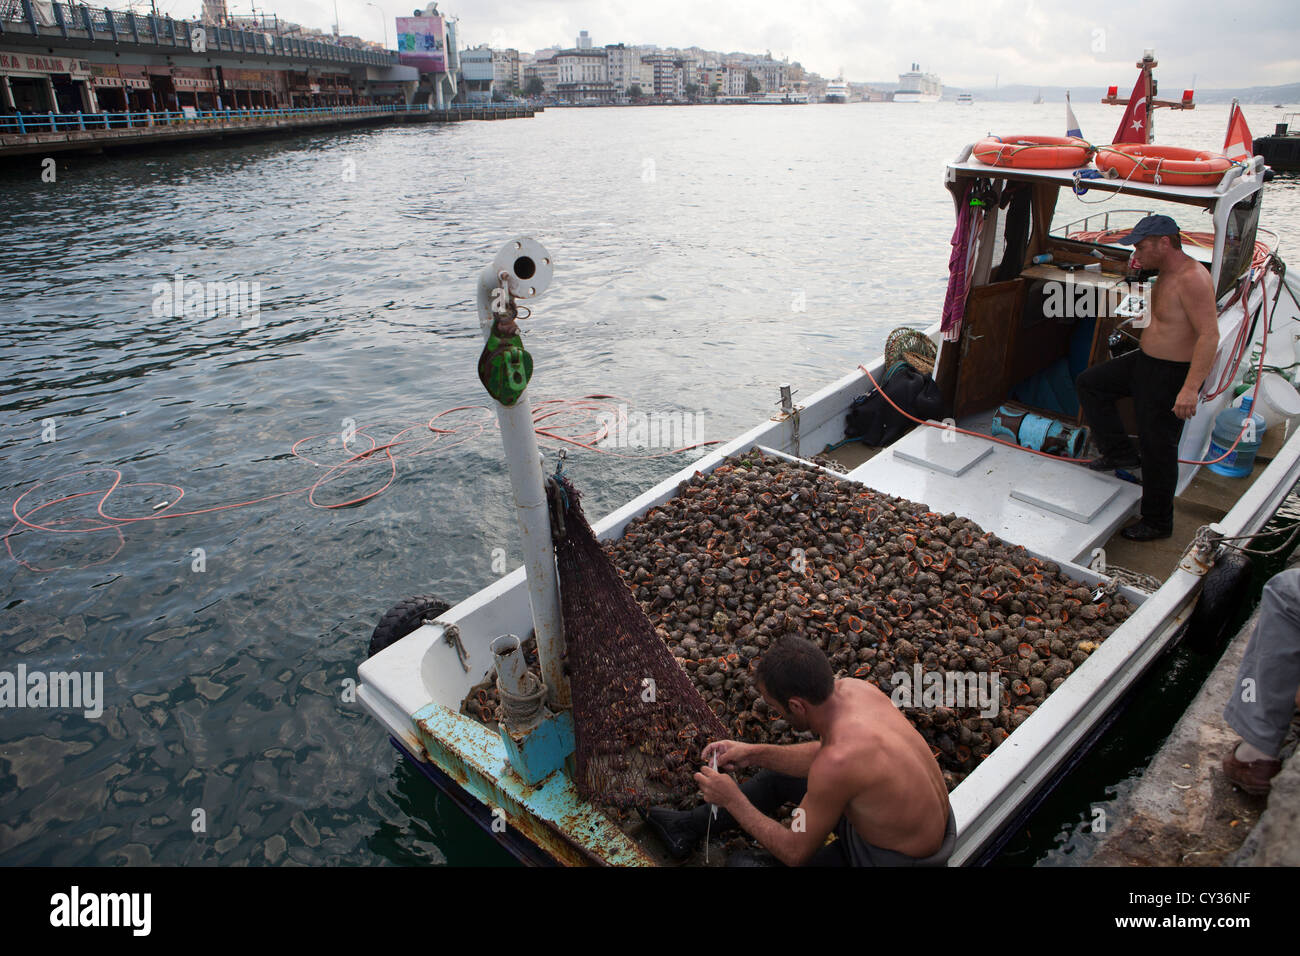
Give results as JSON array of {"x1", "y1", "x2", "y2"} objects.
[
  {"x1": 643, "y1": 770, "x2": 807, "y2": 858},
  {"x1": 688, "y1": 769, "x2": 807, "y2": 833},
  {"x1": 1076, "y1": 351, "x2": 1140, "y2": 462},
  {"x1": 1224, "y1": 569, "x2": 1300, "y2": 758},
  {"x1": 1130, "y1": 355, "x2": 1189, "y2": 531}
]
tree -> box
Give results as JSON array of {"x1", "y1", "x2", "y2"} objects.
[
  {"x1": 709, "y1": 82, "x2": 720, "y2": 96},
  {"x1": 524, "y1": 78, "x2": 543, "y2": 97},
  {"x1": 628, "y1": 83, "x2": 643, "y2": 99},
  {"x1": 744, "y1": 70, "x2": 760, "y2": 93},
  {"x1": 684, "y1": 82, "x2": 699, "y2": 102}
]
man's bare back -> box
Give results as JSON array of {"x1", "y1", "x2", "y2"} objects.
[{"x1": 817, "y1": 678, "x2": 950, "y2": 857}]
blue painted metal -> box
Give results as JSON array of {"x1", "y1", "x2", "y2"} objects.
[
  {"x1": 79, "y1": 3, "x2": 93, "y2": 39},
  {"x1": 53, "y1": 2, "x2": 67, "y2": 38},
  {"x1": 410, "y1": 701, "x2": 656, "y2": 866},
  {"x1": 106, "y1": 8, "x2": 117, "y2": 41},
  {"x1": 497, "y1": 710, "x2": 574, "y2": 785},
  {"x1": 389, "y1": 737, "x2": 557, "y2": 866}
]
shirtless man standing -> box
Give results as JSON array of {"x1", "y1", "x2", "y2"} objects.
[
  {"x1": 1076, "y1": 214, "x2": 1221, "y2": 541},
  {"x1": 643, "y1": 635, "x2": 954, "y2": 866}
]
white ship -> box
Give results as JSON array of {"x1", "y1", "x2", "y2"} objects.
[
  {"x1": 825, "y1": 79, "x2": 849, "y2": 103},
  {"x1": 895, "y1": 62, "x2": 942, "y2": 102}
]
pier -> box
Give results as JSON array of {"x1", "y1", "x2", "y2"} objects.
[
  {"x1": 0, "y1": 102, "x2": 536, "y2": 158},
  {"x1": 1085, "y1": 555, "x2": 1300, "y2": 867},
  {"x1": 0, "y1": 1, "x2": 536, "y2": 161}
]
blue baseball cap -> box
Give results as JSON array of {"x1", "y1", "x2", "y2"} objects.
[{"x1": 1117, "y1": 214, "x2": 1181, "y2": 245}]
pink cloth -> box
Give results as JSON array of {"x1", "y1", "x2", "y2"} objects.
[{"x1": 940, "y1": 181, "x2": 975, "y2": 340}]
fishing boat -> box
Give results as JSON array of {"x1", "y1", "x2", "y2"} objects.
[
  {"x1": 356, "y1": 85, "x2": 1300, "y2": 867},
  {"x1": 956, "y1": 92, "x2": 974, "y2": 105}
]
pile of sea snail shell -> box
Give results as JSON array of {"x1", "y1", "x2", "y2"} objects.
[{"x1": 603, "y1": 449, "x2": 1135, "y2": 793}]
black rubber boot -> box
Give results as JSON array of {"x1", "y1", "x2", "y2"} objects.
[{"x1": 640, "y1": 807, "x2": 707, "y2": 861}]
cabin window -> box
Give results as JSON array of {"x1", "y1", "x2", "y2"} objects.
[{"x1": 1217, "y1": 191, "x2": 1261, "y2": 299}]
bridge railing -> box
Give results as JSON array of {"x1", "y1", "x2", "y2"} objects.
[
  {"x1": 0, "y1": 102, "x2": 530, "y2": 134},
  {"x1": 0, "y1": 1, "x2": 400, "y2": 67}
]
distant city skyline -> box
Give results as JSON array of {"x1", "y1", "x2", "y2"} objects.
[{"x1": 179, "y1": 0, "x2": 1297, "y2": 89}]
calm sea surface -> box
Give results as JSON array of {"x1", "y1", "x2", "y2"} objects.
[{"x1": 2, "y1": 101, "x2": 1298, "y2": 865}]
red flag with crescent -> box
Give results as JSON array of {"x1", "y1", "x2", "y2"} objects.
[{"x1": 1111, "y1": 72, "x2": 1149, "y2": 144}]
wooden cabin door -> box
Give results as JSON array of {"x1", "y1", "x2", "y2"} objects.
[{"x1": 953, "y1": 279, "x2": 1025, "y2": 419}]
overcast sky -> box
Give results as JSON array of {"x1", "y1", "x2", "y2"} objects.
[{"x1": 180, "y1": 0, "x2": 1298, "y2": 88}]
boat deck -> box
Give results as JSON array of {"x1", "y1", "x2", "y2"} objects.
[
  {"x1": 820, "y1": 412, "x2": 1297, "y2": 586},
  {"x1": 837, "y1": 425, "x2": 1140, "y2": 565}
]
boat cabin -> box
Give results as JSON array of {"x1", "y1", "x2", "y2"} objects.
[{"x1": 818, "y1": 151, "x2": 1281, "y2": 583}]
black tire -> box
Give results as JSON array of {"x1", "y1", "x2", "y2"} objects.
[
  {"x1": 368, "y1": 595, "x2": 451, "y2": 658},
  {"x1": 1182, "y1": 551, "x2": 1253, "y2": 654}
]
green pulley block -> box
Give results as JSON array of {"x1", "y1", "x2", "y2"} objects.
[{"x1": 478, "y1": 329, "x2": 534, "y2": 406}]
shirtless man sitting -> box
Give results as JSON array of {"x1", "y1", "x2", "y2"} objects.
[
  {"x1": 643, "y1": 635, "x2": 954, "y2": 866},
  {"x1": 1075, "y1": 214, "x2": 1220, "y2": 541}
]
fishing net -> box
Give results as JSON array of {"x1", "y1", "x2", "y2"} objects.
[{"x1": 553, "y1": 474, "x2": 728, "y2": 810}]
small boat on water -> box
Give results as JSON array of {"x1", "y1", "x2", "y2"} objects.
[
  {"x1": 357, "y1": 75, "x2": 1300, "y2": 866},
  {"x1": 956, "y1": 92, "x2": 974, "y2": 105}
]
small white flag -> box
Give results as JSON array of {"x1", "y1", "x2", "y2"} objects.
[{"x1": 1066, "y1": 91, "x2": 1083, "y2": 140}]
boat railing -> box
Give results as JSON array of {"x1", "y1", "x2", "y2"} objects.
[
  {"x1": 1055, "y1": 208, "x2": 1156, "y2": 240},
  {"x1": 0, "y1": 102, "x2": 527, "y2": 135}
]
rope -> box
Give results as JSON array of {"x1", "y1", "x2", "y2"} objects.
[{"x1": 5, "y1": 395, "x2": 722, "y2": 572}]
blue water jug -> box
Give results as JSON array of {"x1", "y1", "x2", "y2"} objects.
[{"x1": 1207, "y1": 396, "x2": 1266, "y2": 477}]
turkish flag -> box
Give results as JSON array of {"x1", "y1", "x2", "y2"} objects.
[
  {"x1": 1224, "y1": 102, "x2": 1254, "y2": 162},
  {"x1": 1111, "y1": 72, "x2": 1149, "y2": 144}
]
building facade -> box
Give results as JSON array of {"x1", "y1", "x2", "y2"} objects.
[{"x1": 554, "y1": 48, "x2": 615, "y2": 103}]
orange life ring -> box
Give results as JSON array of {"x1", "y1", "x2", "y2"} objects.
[
  {"x1": 1094, "y1": 144, "x2": 1233, "y2": 186},
  {"x1": 972, "y1": 135, "x2": 1093, "y2": 169}
]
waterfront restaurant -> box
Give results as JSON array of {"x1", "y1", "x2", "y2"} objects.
[{"x1": 0, "y1": 48, "x2": 96, "y2": 114}]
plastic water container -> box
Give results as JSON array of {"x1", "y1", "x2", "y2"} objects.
[{"x1": 1207, "y1": 396, "x2": 1266, "y2": 477}]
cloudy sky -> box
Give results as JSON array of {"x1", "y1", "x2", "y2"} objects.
[{"x1": 177, "y1": 0, "x2": 1297, "y2": 88}]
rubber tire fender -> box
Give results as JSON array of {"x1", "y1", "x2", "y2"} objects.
[
  {"x1": 368, "y1": 595, "x2": 451, "y2": 658},
  {"x1": 1182, "y1": 551, "x2": 1253, "y2": 654}
]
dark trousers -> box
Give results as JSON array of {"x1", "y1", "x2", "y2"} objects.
[
  {"x1": 1076, "y1": 350, "x2": 1190, "y2": 530},
  {"x1": 690, "y1": 770, "x2": 848, "y2": 866},
  {"x1": 690, "y1": 770, "x2": 955, "y2": 866}
]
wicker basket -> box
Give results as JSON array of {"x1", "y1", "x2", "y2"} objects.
[{"x1": 885, "y1": 328, "x2": 937, "y2": 376}]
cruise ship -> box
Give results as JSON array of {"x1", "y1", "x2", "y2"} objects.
[
  {"x1": 825, "y1": 79, "x2": 849, "y2": 103},
  {"x1": 895, "y1": 63, "x2": 941, "y2": 102}
]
